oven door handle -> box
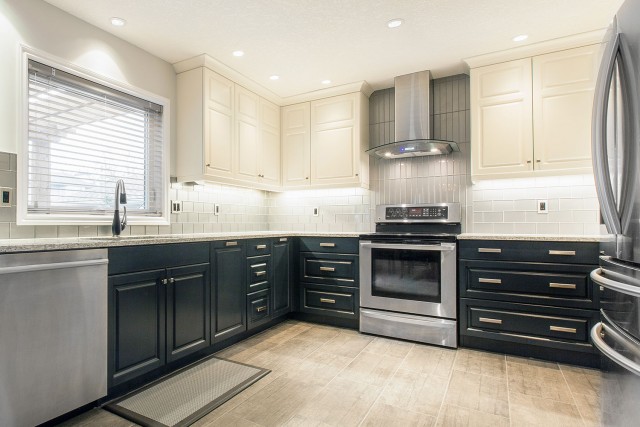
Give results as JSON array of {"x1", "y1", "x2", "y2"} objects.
[{"x1": 359, "y1": 242, "x2": 456, "y2": 252}]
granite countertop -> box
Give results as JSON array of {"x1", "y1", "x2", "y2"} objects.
[
  {"x1": 457, "y1": 233, "x2": 613, "y2": 242},
  {"x1": 0, "y1": 231, "x2": 362, "y2": 253}
]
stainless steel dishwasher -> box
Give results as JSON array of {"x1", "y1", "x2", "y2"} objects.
[{"x1": 0, "y1": 249, "x2": 108, "y2": 427}]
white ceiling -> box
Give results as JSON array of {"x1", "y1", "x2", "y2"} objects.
[{"x1": 44, "y1": 0, "x2": 624, "y2": 98}]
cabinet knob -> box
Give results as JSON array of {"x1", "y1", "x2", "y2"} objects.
[
  {"x1": 536, "y1": 160, "x2": 541, "y2": 163},
  {"x1": 526, "y1": 160, "x2": 532, "y2": 164},
  {"x1": 305, "y1": 177, "x2": 309, "y2": 180},
  {"x1": 206, "y1": 163, "x2": 211, "y2": 167}
]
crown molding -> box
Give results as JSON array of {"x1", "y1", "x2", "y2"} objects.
[
  {"x1": 464, "y1": 29, "x2": 606, "y2": 69},
  {"x1": 173, "y1": 54, "x2": 373, "y2": 106}
]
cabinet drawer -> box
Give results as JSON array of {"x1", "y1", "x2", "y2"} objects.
[
  {"x1": 300, "y1": 283, "x2": 358, "y2": 319},
  {"x1": 300, "y1": 253, "x2": 357, "y2": 285},
  {"x1": 299, "y1": 237, "x2": 359, "y2": 254},
  {"x1": 460, "y1": 298, "x2": 599, "y2": 346},
  {"x1": 247, "y1": 290, "x2": 270, "y2": 327},
  {"x1": 459, "y1": 260, "x2": 598, "y2": 309},
  {"x1": 468, "y1": 269, "x2": 587, "y2": 298},
  {"x1": 246, "y1": 239, "x2": 272, "y2": 257},
  {"x1": 246, "y1": 255, "x2": 270, "y2": 293},
  {"x1": 459, "y1": 240, "x2": 599, "y2": 264},
  {"x1": 470, "y1": 307, "x2": 588, "y2": 342},
  {"x1": 108, "y1": 243, "x2": 209, "y2": 275}
]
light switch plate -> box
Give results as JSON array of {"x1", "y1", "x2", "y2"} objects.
[
  {"x1": 313, "y1": 207, "x2": 319, "y2": 217},
  {"x1": 0, "y1": 187, "x2": 11, "y2": 207},
  {"x1": 537, "y1": 200, "x2": 548, "y2": 214},
  {"x1": 214, "y1": 204, "x2": 220, "y2": 216},
  {"x1": 171, "y1": 200, "x2": 182, "y2": 213}
]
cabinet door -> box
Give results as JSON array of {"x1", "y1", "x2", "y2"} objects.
[
  {"x1": 108, "y1": 269, "x2": 166, "y2": 387},
  {"x1": 166, "y1": 263, "x2": 211, "y2": 363},
  {"x1": 211, "y1": 242, "x2": 247, "y2": 343},
  {"x1": 204, "y1": 70, "x2": 234, "y2": 178},
  {"x1": 533, "y1": 45, "x2": 599, "y2": 173},
  {"x1": 272, "y1": 238, "x2": 291, "y2": 317},
  {"x1": 471, "y1": 59, "x2": 534, "y2": 179},
  {"x1": 310, "y1": 94, "x2": 360, "y2": 186},
  {"x1": 281, "y1": 103, "x2": 311, "y2": 188},
  {"x1": 235, "y1": 86, "x2": 260, "y2": 182},
  {"x1": 259, "y1": 99, "x2": 281, "y2": 186}
]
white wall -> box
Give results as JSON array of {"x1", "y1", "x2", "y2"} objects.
[{"x1": 0, "y1": 0, "x2": 176, "y2": 171}]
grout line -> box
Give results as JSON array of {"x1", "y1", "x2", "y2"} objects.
[
  {"x1": 506, "y1": 354, "x2": 512, "y2": 427},
  {"x1": 558, "y1": 364, "x2": 589, "y2": 427},
  {"x1": 433, "y1": 347, "x2": 459, "y2": 425}
]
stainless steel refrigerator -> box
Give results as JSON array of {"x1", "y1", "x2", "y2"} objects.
[{"x1": 591, "y1": 0, "x2": 640, "y2": 424}]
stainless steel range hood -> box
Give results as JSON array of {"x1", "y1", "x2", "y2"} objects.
[{"x1": 367, "y1": 70, "x2": 459, "y2": 159}]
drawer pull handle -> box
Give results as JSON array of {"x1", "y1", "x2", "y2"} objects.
[
  {"x1": 256, "y1": 244, "x2": 267, "y2": 249},
  {"x1": 256, "y1": 306, "x2": 267, "y2": 313},
  {"x1": 320, "y1": 243, "x2": 336, "y2": 248},
  {"x1": 550, "y1": 326, "x2": 577, "y2": 334},
  {"x1": 320, "y1": 298, "x2": 336, "y2": 304},
  {"x1": 479, "y1": 317, "x2": 503, "y2": 325},
  {"x1": 319, "y1": 266, "x2": 336, "y2": 272},
  {"x1": 279, "y1": 238, "x2": 288, "y2": 242},
  {"x1": 479, "y1": 278, "x2": 502, "y2": 284},
  {"x1": 255, "y1": 271, "x2": 267, "y2": 276},
  {"x1": 478, "y1": 248, "x2": 501, "y2": 254},
  {"x1": 549, "y1": 250, "x2": 576, "y2": 256},
  {"x1": 549, "y1": 282, "x2": 577, "y2": 289},
  {"x1": 251, "y1": 263, "x2": 267, "y2": 268},
  {"x1": 226, "y1": 241, "x2": 238, "y2": 247}
]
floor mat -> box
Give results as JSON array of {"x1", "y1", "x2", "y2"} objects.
[{"x1": 104, "y1": 356, "x2": 270, "y2": 427}]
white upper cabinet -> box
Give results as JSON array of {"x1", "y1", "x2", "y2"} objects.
[
  {"x1": 532, "y1": 45, "x2": 599, "y2": 173},
  {"x1": 282, "y1": 93, "x2": 369, "y2": 190},
  {"x1": 281, "y1": 103, "x2": 310, "y2": 188},
  {"x1": 470, "y1": 44, "x2": 600, "y2": 180},
  {"x1": 176, "y1": 67, "x2": 281, "y2": 190},
  {"x1": 471, "y1": 58, "x2": 533, "y2": 178},
  {"x1": 235, "y1": 85, "x2": 260, "y2": 183},
  {"x1": 259, "y1": 99, "x2": 281, "y2": 186}
]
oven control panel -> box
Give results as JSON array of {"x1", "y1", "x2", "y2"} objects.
[
  {"x1": 386, "y1": 206, "x2": 448, "y2": 220},
  {"x1": 376, "y1": 203, "x2": 461, "y2": 223}
]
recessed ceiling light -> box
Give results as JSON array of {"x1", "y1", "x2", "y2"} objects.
[
  {"x1": 270, "y1": 75, "x2": 280, "y2": 81},
  {"x1": 384, "y1": 152, "x2": 392, "y2": 157},
  {"x1": 387, "y1": 19, "x2": 403, "y2": 29},
  {"x1": 232, "y1": 50, "x2": 245, "y2": 57},
  {"x1": 110, "y1": 17, "x2": 126, "y2": 27},
  {"x1": 512, "y1": 34, "x2": 528, "y2": 42},
  {"x1": 321, "y1": 79, "x2": 331, "y2": 85}
]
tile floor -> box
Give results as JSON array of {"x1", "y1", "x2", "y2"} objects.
[{"x1": 61, "y1": 321, "x2": 603, "y2": 427}]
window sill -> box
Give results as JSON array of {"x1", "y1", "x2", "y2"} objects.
[{"x1": 16, "y1": 214, "x2": 170, "y2": 227}]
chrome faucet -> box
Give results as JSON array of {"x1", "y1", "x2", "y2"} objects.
[{"x1": 112, "y1": 179, "x2": 127, "y2": 236}]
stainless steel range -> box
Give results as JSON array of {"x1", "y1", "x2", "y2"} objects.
[{"x1": 359, "y1": 203, "x2": 461, "y2": 348}]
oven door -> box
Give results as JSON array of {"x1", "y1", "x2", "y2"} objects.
[{"x1": 359, "y1": 241, "x2": 456, "y2": 319}]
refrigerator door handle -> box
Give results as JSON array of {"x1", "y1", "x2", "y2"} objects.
[
  {"x1": 592, "y1": 27, "x2": 622, "y2": 235},
  {"x1": 591, "y1": 322, "x2": 640, "y2": 377},
  {"x1": 590, "y1": 267, "x2": 640, "y2": 298}
]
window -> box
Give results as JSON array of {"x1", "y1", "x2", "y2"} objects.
[{"x1": 20, "y1": 56, "x2": 168, "y2": 225}]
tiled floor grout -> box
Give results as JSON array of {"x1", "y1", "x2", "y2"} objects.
[
  {"x1": 505, "y1": 354, "x2": 513, "y2": 427},
  {"x1": 559, "y1": 364, "x2": 589, "y2": 427},
  {"x1": 433, "y1": 345, "x2": 460, "y2": 425}
]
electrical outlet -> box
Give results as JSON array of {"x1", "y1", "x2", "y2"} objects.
[
  {"x1": 313, "y1": 207, "x2": 319, "y2": 217},
  {"x1": 171, "y1": 200, "x2": 183, "y2": 213},
  {"x1": 0, "y1": 187, "x2": 11, "y2": 207},
  {"x1": 537, "y1": 200, "x2": 548, "y2": 214},
  {"x1": 214, "y1": 204, "x2": 220, "y2": 216}
]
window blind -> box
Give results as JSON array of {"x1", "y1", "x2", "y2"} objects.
[{"x1": 27, "y1": 59, "x2": 165, "y2": 217}]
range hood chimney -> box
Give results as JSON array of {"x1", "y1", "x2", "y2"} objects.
[{"x1": 367, "y1": 70, "x2": 459, "y2": 159}]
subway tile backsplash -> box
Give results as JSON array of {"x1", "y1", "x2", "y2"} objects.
[{"x1": 0, "y1": 73, "x2": 605, "y2": 238}]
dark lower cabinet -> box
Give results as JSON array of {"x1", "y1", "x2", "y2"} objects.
[
  {"x1": 108, "y1": 243, "x2": 210, "y2": 388},
  {"x1": 272, "y1": 238, "x2": 291, "y2": 317},
  {"x1": 211, "y1": 240, "x2": 247, "y2": 343},
  {"x1": 458, "y1": 239, "x2": 600, "y2": 367},
  {"x1": 109, "y1": 269, "x2": 166, "y2": 387},
  {"x1": 166, "y1": 263, "x2": 210, "y2": 362}
]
